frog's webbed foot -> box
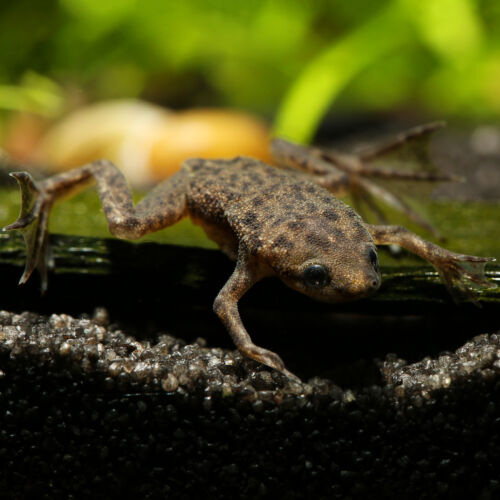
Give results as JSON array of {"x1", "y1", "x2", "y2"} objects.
[
  {"x1": 351, "y1": 177, "x2": 445, "y2": 239},
  {"x1": 433, "y1": 254, "x2": 497, "y2": 303},
  {"x1": 322, "y1": 123, "x2": 458, "y2": 239},
  {"x1": 3, "y1": 172, "x2": 54, "y2": 293},
  {"x1": 272, "y1": 123, "x2": 456, "y2": 239},
  {"x1": 368, "y1": 224, "x2": 497, "y2": 303}
]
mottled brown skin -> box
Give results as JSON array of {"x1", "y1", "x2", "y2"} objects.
[{"x1": 4, "y1": 126, "x2": 495, "y2": 381}]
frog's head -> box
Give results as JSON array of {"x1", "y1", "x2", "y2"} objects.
[{"x1": 265, "y1": 207, "x2": 381, "y2": 303}]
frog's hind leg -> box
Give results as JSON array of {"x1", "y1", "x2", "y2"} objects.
[
  {"x1": 357, "y1": 121, "x2": 446, "y2": 162},
  {"x1": 271, "y1": 124, "x2": 457, "y2": 238},
  {"x1": 4, "y1": 161, "x2": 188, "y2": 291},
  {"x1": 354, "y1": 177, "x2": 444, "y2": 239},
  {"x1": 367, "y1": 224, "x2": 496, "y2": 302}
]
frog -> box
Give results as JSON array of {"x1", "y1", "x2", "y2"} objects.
[{"x1": 3, "y1": 122, "x2": 496, "y2": 381}]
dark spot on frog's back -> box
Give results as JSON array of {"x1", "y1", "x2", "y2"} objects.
[
  {"x1": 248, "y1": 172, "x2": 264, "y2": 185},
  {"x1": 322, "y1": 208, "x2": 339, "y2": 221},
  {"x1": 224, "y1": 186, "x2": 237, "y2": 198},
  {"x1": 262, "y1": 183, "x2": 282, "y2": 196},
  {"x1": 251, "y1": 196, "x2": 264, "y2": 208},
  {"x1": 290, "y1": 184, "x2": 305, "y2": 201},
  {"x1": 272, "y1": 234, "x2": 295, "y2": 250},
  {"x1": 306, "y1": 201, "x2": 318, "y2": 213},
  {"x1": 346, "y1": 207, "x2": 360, "y2": 219},
  {"x1": 287, "y1": 220, "x2": 306, "y2": 231},
  {"x1": 241, "y1": 211, "x2": 261, "y2": 229},
  {"x1": 355, "y1": 223, "x2": 368, "y2": 238},
  {"x1": 201, "y1": 179, "x2": 214, "y2": 189},
  {"x1": 183, "y1": 157, "x2": 204, "y2": 171},
  {"x1": 207, "y1": 165, "x2": 222, "y2": 175},
  {"x1": 331, "y1": 228, "x2": 345, "y2": 239},
  {"x1": 270, "y1": 216, "x2": 287, "y2": 228},
  {"x1": 305, "y1": 232, "x2": 330, "y2": 250},
  {"x1": 238, "y1": 157, "x2": 258, "y2": 170}
]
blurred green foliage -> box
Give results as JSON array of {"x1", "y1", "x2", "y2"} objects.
[{"x1": 1, "y1": 0, "x2": 500, "y2": 142}]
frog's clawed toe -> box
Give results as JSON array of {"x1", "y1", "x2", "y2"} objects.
[
  {"x1": 435, "y1": 254, "x2": 497, "y2": 303},
  {"x1": 3, "y1": 172, "x2": 53, "y2": 292},
  {"x1": 245, "y1": 345, "x2": 302, "y2": 383}
]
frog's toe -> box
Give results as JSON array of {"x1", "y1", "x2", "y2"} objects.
[
  {"x1": 279, "y1": 367, "x2": 303, "y2": 384},
  {"x1": 244, "y1": 345, "x2": 301, "y2": 383},
  {"x1": 7, "y1": 172, "x2": 40, "y2": 214},
  {"x1": 4, "y1": 171, "x2": 53, "y2": 292},
  {"x1": 436, "y1": 254, "x2": 497, "y2": 302}
]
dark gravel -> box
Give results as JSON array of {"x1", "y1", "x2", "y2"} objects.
[{"x1": 1, "y1": 309, "x2": 500, "y2": 499}]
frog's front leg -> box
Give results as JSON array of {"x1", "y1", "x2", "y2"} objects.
[
  {"x1": 213, "y1": 248, "x2": 300, "y2": 382},
  {"x1": 367, "y1": 224, "x2": 496, "y2": 301},
  {"x1": 4, "y1": 161, "x2": 188, "y2": 291}
]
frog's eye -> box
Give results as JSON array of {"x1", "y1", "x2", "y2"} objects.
[
  {"x1": 303, "y1": 264, "x2": 330, "y2": 288},
  {"x1": 368, "y1": 248, "x2": 379, "y2": 272}
]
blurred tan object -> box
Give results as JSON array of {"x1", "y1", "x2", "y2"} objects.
[
  {"x1": 148, "y1": 108, "x2": 271, "y2": 180},
  {"x1": 3, "y1": 113, "x2": 50, "y2": 163},
  {"x1": 36, "y1": 100, "x2": 271, "y2": 187}
]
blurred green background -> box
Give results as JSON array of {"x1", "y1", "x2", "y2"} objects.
[
  {"x1": 0, "y1": 0, "x2": 499, "y2": 263},
  {"x1": 1, "y1": 0, "x2": 500, "y2": 143}
]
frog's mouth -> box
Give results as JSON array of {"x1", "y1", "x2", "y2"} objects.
[
  {"x1": 293, "y1": 283, "x2": 378, "y2": 304},
  {"x1": 279, "y1": 270, "x2": 380, "y2": 303},
  {"x1": 324, "y1": 277, "x2": 381, "y2": 303},
  {"x1": 341, "y1": 278, "x2": 380, "y2": 295}
]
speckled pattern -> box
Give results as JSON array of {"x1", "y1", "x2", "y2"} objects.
[
  {"x1": 1, "y1": 309, "x2": 500, "y2": 499},
  {"x1": 185, "y1": 157, "x2": 376, "y2": 289}
]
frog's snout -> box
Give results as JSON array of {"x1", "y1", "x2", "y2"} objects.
[{"x1": 334, "y1": 271, "x2": 381, "y2": 299}]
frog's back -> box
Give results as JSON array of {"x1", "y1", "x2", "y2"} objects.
[
  {"x1": 183, "y1": 156, "x2": 366, "y2": 260},
  {"x1": 184, "y1": 156, "x2": 280, "y2": 200},
  {"x1": 184, "y1": 155, "x2": 341, "y2": 209}
]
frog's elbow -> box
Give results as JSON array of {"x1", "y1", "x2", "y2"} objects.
[{"x1": 108, "y1": 217, "x2": 144, "y2": 240}]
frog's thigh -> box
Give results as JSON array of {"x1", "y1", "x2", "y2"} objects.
[
  {"x1": 270, "y1": 138, "x2": 349, "y2": 195},
  {"x1": 41, "y1": 160, "x2": 188, "y2": 239}
]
